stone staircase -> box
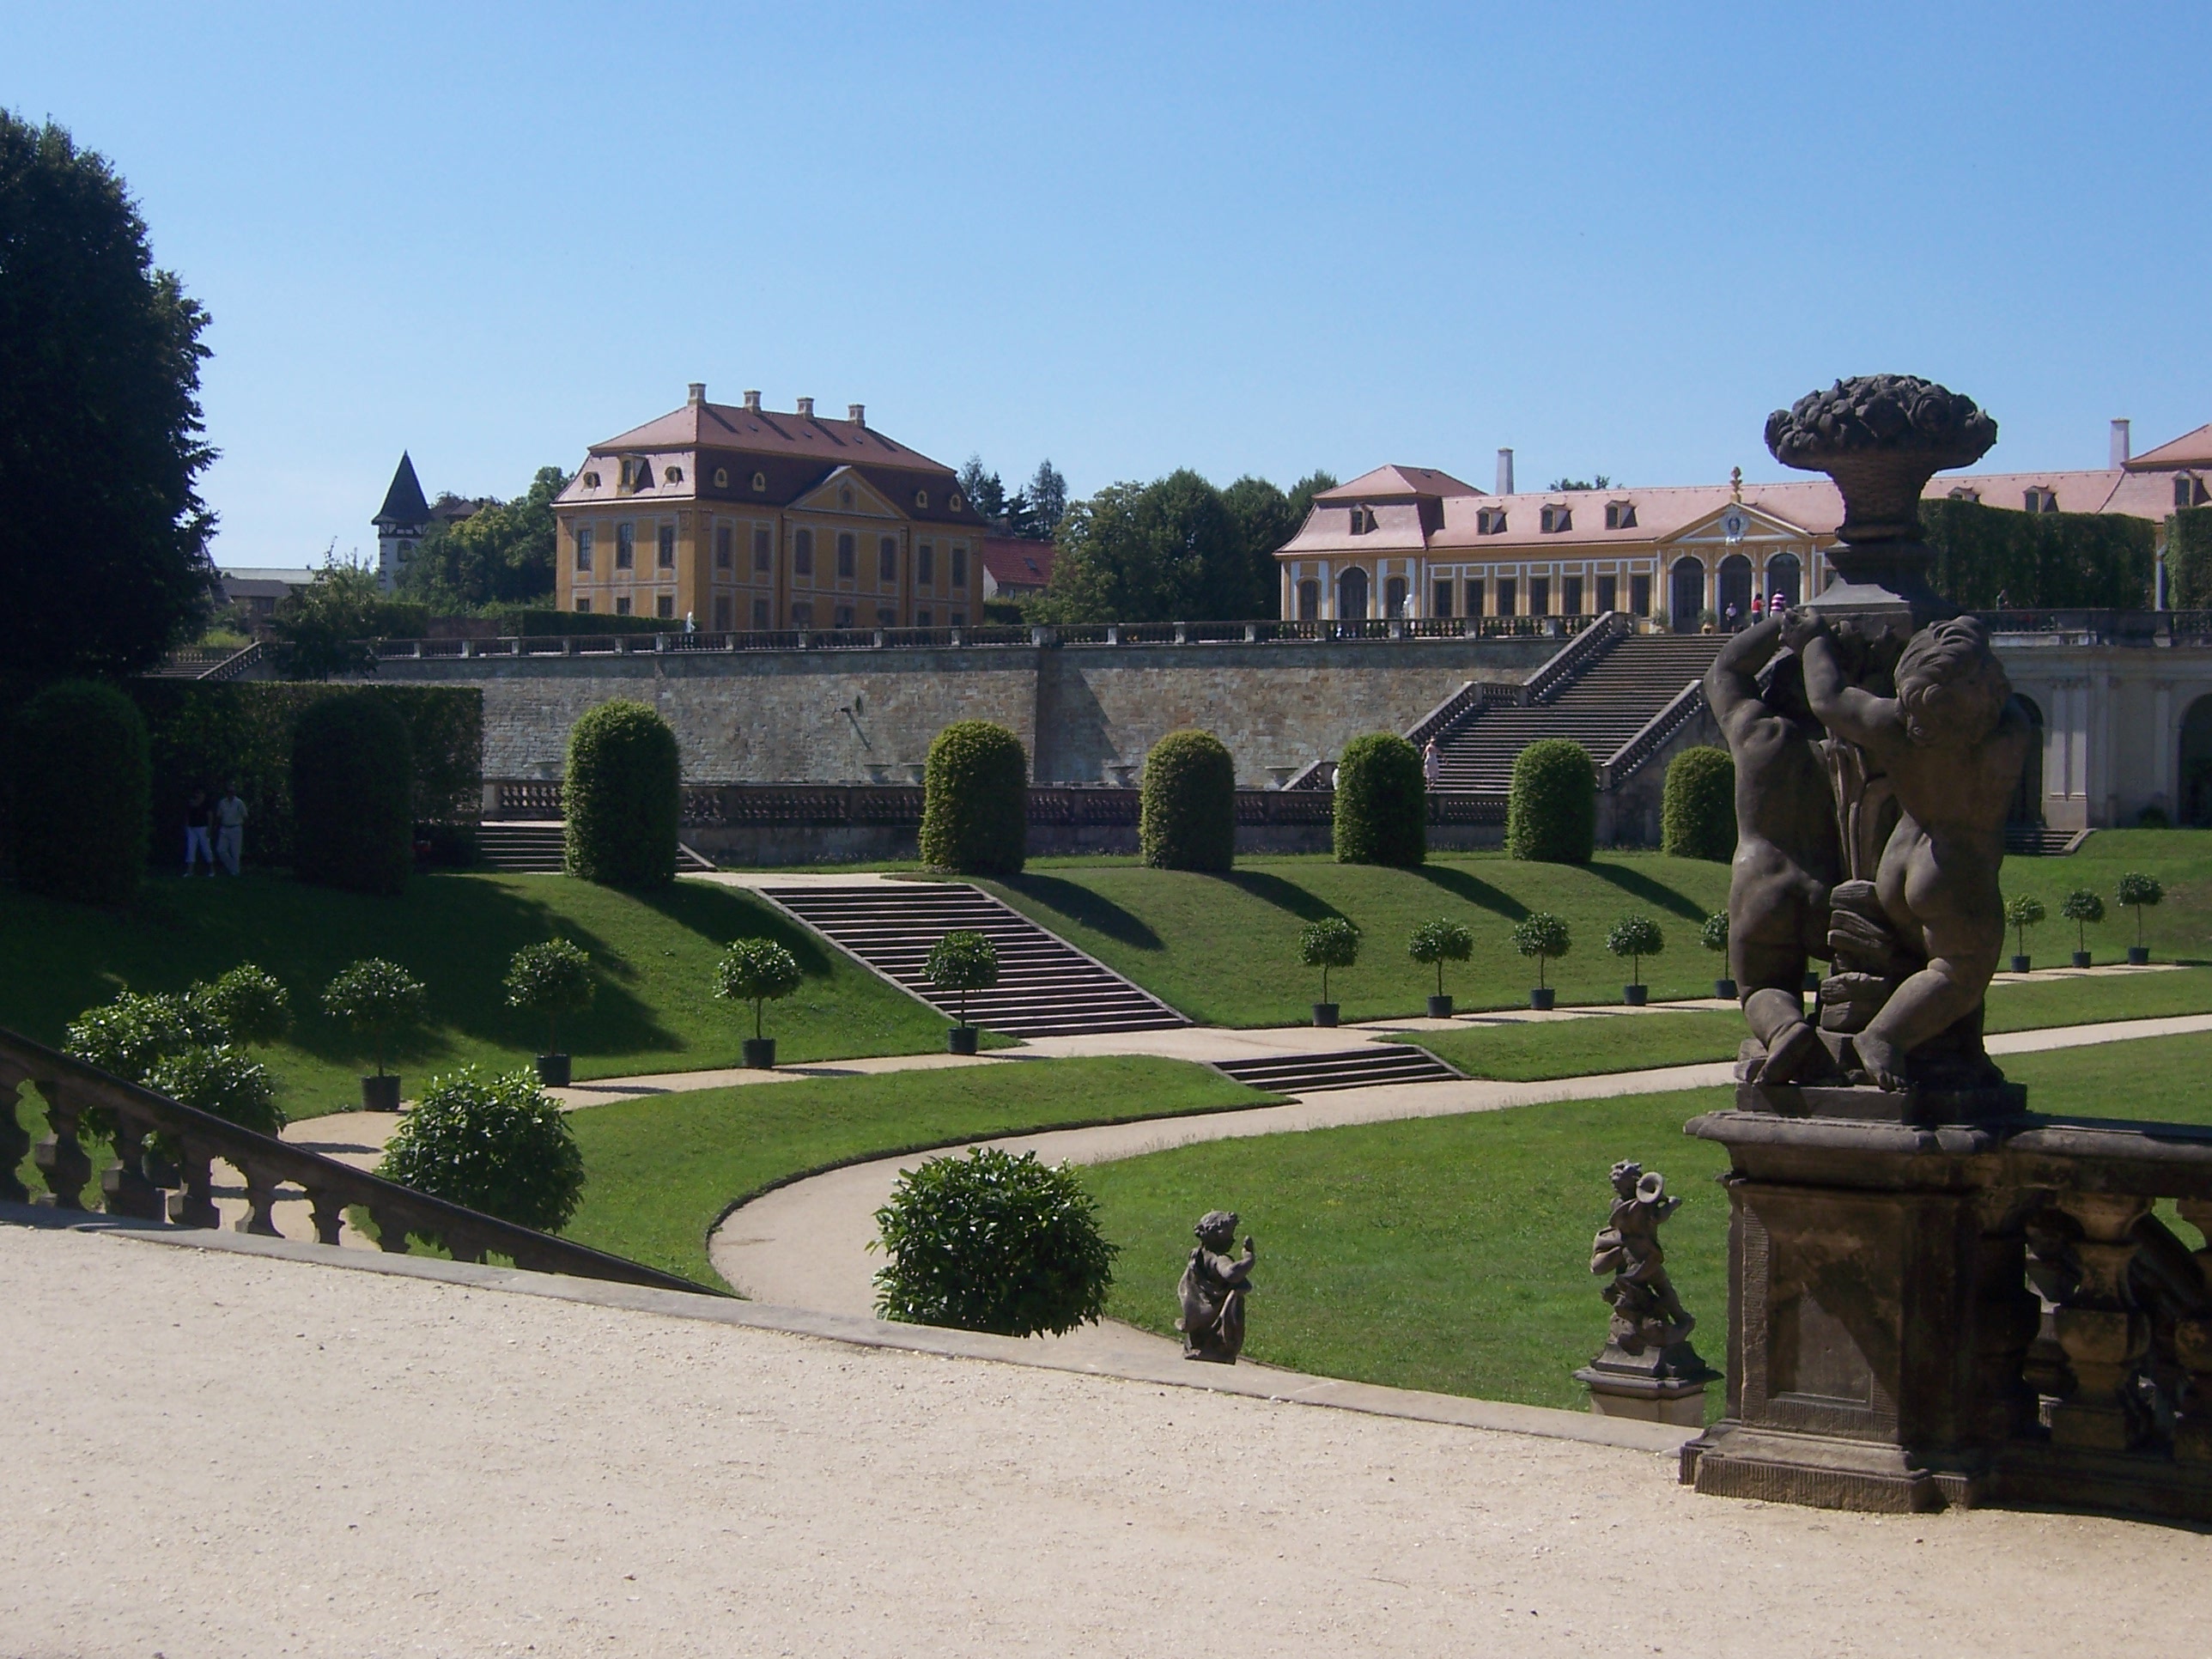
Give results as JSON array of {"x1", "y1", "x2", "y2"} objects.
[
  {"x1": 2005, "y1": 824, "x2": 2090, "y2": 856},
  {"x1": 1431, "y1": 632, "x2": 1727, "y2": 791},
  {"x1": 474, "y1": 823, "x2": 717, "y2": 874},
  {"x1": 759, "y1": 883, "x2": 1187, "y2": 1037},
  {"x1": 1211, "y1": 1044, "x2": 1462, "y2": 1095}
]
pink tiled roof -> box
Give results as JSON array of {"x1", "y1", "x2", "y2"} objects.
[
  {"x1": 1317, "y1": 464, "x2": 1483, "y2": 501},
  {"x1": 981, "y1": 537, "x2": 1056, "y2": 586},
  {"x1": 2126, "y1": 422, "x2": 2212, "y2": 471}
]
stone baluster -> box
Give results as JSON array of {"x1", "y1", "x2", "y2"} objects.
[
  {"x1": 167, "y1": 1141, "x2": 219, "y2": 1229},
  {"x1": 2047, "y1": 1191, "x2": 2154, "y2": 1452},
  {"x1": 369, "y1": 1204, "x2": 413, "y2": 1254},
  {"x1": 30, "y1": 1079, "x2": 91, "y2": 1211},
  {"x1": 442, "y1": 1228, "x2": 489, "y2": 1265},
  {"x1": 233, "y1": 1160, "x2": 283, "y2": 1237},
  {"x1": 0, "y1": 1066, "x2": 30, "y2": 1204},
  {"x1": 2174, "y1": 1198, "x2": 2212, "y2": 1462},
  {"x1": 97, "y1": 1100, "x2": 165, "y2": 1221},
  {"x1": 308, "y1": 1185, "x2": 346, "y2": 1247}
]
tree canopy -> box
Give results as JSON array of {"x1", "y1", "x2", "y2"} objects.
[
  {"x1": 0, "y1": 112, "x2": 216, "y2": 684},
  {"x1": 397, "y1": 465, "x2": 569, "y2": 608},
  {"x1": 958, "y1": 456, "x2": 1068, "y2": 543},
  {"x1": 268, "y1": 562, "x2": 418, "y2": 679}
]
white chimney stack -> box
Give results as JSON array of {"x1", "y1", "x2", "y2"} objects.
[
  {"x1": 796, "y1": 396, "x2": 815, "y2": 418},
  {"x1": 2111, "y1": 418, "x2": 2131, "y2": 468},
  {"x1": 742, "y1": 389, "x2": 762, "y2": 411},
  {"x1": 848, "y1": 403, "x2": 865, "y2": 426},
  {"x1": 687, "y1": 382, "x2": 705, "y2": 406},
  {"x1": 1496, "y1": 447, "x2": 1515, "y2": 495}
]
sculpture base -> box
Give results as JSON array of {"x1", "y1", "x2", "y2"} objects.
[
  {"x1": 1680, "y1": 1424, "x2": 1990, "y2": 1512},
  {"x1": 1578, "y1": 1339, "x2": 1716, "y2": 1427},
  {"x1": 1735, "y1": 1079, "x2": 2027, "y2": 1127}
]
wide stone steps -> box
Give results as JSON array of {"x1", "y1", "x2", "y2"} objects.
[
  {"x1": 760, "y1": 884, "x2": 1187, "y2": 1036},
  {"x1": 1212, "y1": 1044, "x2": 1463, "y2": 1095},
  {"x1": 477, "y1": 823, "x2": 566, "y2": 872}
]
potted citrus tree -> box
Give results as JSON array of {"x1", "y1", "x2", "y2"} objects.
[
  {"x1": 715, "y1": 937, "x2": 804, "y2": 1069},
  {"x1": 1607, "y1": 915, "x2": 1664, "y2": 1006},
  {"x1": 321, "y1": 958, "x2": 428, "y2": 1111},
  {"x1": 927, "y1": 930, "x2": 1000, "y2": 1054},
  {"x1": 1701, "y1": 912, "x2": 1735, "y2": 999},
  {"x1": 1407, "y1": 918, "x2": 1473, "y2": 1018},
  {"x1": 2002, "y1": 894, "x2": 2045, "y2": 975},
  {"x1": 1300, "y1": 918, "x2": 1360, "y2": 1026},
  {"x1": 2061, "y1": 887, "x2": 2105, "y2": 968},
  {"x1": 503, "y1": 939, "x2": 594, "y2": 1087},
  {"x1": 1512, "y1": 912, "x2": 1570, "y2": 1011},
  {"x1": 2117, "y1": 872, "x2": 2163, "y2": 964}
]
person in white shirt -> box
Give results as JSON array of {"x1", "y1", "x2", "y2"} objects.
[
  {"x1": 1423, "y1": 738, "x2": 1442, "y2": 788},
  {"x1": 215, "y1": 784, "x2": 248, "y2": 877}
]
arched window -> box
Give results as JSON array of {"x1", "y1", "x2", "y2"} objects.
[
  {"x1": 2011, "y1": 696, "x2": 2046, "y2": 826},
  {"x1": 1338, "y1": 566, "x2": 1370, "y2": 621},
  {"x1": 1384, "y1": 575, "x2": 1408, "y2": 617},
  {"x1": 1718, "y1": 554, "x2": 1753, "y2": 627},
  {"x1": 1669, "y1": 557, "x2": 1705, "y2": 633},
  {"x1": 1765, "y1": 551, "x2": 1802, "y2": 608},
  {"x1": 2182, "y1": 696, "x2": 2212, "y2": 826},
  {"x1": 1297, "y1": 580, "x2": 1320, "y2": 622}
]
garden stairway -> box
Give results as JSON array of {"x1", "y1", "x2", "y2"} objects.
[
  {"x1": 1210, "y1": 1044, "x2": 1462, "y2": 1095},
  {"x1": 475, "y1": 823, "x2": 718, "y2": 874},
  {"x1": 759, "y1": 883, "x2": 1187, "y2": 1037},
  {"x1": 1430, "y1": 633, "x2": 1727, "y2": 791}
]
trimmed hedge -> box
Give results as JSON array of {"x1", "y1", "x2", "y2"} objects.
[
  {"x1": 1139, "y1": 728, "x2": 1235, "y2": 872},
  {"x1": 2168, "y1": 507, "x2": 2212, "y2": 610},
  {"x1": 921, "y1": 720, "x2": 1028, "y2": 876},
  {"x1": 563, "y1": 700, "x2": 679, "y2": 888},
  {"x1": 291, "y1": 693, "x2": 415, "y2": 896},
  {"x1": 1662, "y1": 745, "x2": 1736, "y2": 861},
  {"x1": 11, "y1": 679, "x2": 150, "y2": 904},
  {"x1": 1921, "y1": 496, "x2": 2154, "y2": 610},
  {"x1": 1333, "y1": 732, "x2": 1425, "y2": 867},
  {"x1": 1506, "y1": 738, "x2": 1595, "y2": 864}
]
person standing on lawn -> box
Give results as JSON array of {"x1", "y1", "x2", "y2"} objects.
[
  {"x1": 215, "y1": 782, "x2": 248, "y2": 877},
  {"x1": 183, "y1": 787, "x2": 215, "y2": 876}
]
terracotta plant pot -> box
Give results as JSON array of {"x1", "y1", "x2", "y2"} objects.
[
  {"x1": 1714, "y1": 977, "x2": 1739, "y2": 1000},
  {"x1": 361, "y1": 1073, "x2": 402, "y2": 1113},
  {"x1": 2072, "y1": 951, "x2": 2092, "y2": 969},
  {"x1": 535, "y1": 1053, "x2": 571, "y2": 1088},
  {"x1": 2129, "y1": 945, "x2": 2151, "y2": 965},
  {"x1": 1529, "y1": 988, "x2": 1556, "y2": 1012},
  {"x1": 1427, "y1": 994, "x2": 1454, "y2": 1019},
  {"x1": 947, "y1": 1025, "x2": 979, "y2": 1055},
  {"x1": 1311, "y1": 1002, "x2": 1339, "y2": 1028},
  {"x1": 1624, "y1": 984, "x2": 1650, "y2": 1006},
  {"x1": 2010, "y1": 955, "x2": 2032, "y2": 975},
  {"x1": 743, "y1": 1037, "x2": 776, "y2": 1070}
]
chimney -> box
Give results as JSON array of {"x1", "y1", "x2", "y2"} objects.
[
  {"x1": 1496, "y1": 447, "x2": 1515, "y2": 495},
  {"x1": 848, "y1": 403, "x2": 865, "y2": 426},
  {"x1": 742, "y1": 389, "x2": 762, "y2": 411},
  {"x1": 795, "y1": 396, "x2": 815, "y2": 418},
  {"x1": 686, "y1": 382, "x2": 705, "y2": 406},
  {"x1": 2111, "y1": 417, "x2": 2131, "y2": 468}
]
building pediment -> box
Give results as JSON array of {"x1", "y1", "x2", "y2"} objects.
[
  {"x1": 791, "y1": 465, "x2": 904, "y2": 520},
  {"x1": 1663, "y1": 501, "x2": 1814, "y2": 549}
]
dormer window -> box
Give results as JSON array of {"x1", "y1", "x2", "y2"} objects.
[
  {"x1": 713, "y1": 467, "x2": 729, "y2": 489},
  {"x1": 2024, "y1": 486, "x2": 2058, "y2": 513},
  {"x1": 663, "y1": 465, "x2": 684, "y2": 484},
  {"x1": 622, "y1": 457, "x2": 653, "y2": 492},
  {"x1": 1948, "y1": 487, "x2": 1981, "y2": 503},
  {"x1": 1540, "y1": 503, "x2": 1571, "y2": 533},
  {"x1": 2178, "y1": 474, "x2": 2207, "y2": 508},
  {"x1": 1348, "y1": 505, "x2": 1377, "y2": 535},
  {"x1": 751, "y1": 471, "x2": 768, "y2": 493},
  {"x1": 951, "y1": 492, "x2": 965, "y2": 512},
  {"x1": 915, "y1": 489, "x2": 930, "y2": 509},
  {"x1": 1477, "y1": 507, "x2": 1507, "y2": 535},
  {"x1": 582, "y1": 471, "x2": 601, "y2": 489},
  {"x1": 1604, "y1": 501, "x2": 1636, "y2": 530}
]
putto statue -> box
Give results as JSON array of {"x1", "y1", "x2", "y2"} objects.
[
  {"x1": 1176, "y1": 1210, "x2": 1255, "y2": 1364},
  {"x1": 1576, "y1": 1161, "x2": 1716, "y2": 1420}
]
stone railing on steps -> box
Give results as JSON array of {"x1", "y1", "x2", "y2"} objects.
[
  {"x1": 1600, "y1": 680, "x2": 1707, "y2": 789},
  {"x1": 0, "y1": 1027, "x2": 714, "y2": 1296},
  {"x1": 1521, "y1": 610, "x2": 1631, "y2": 704}
]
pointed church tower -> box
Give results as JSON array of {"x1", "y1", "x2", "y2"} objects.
[{"x1": 373, "y1": 453, "x2": 432, "y2": 592}]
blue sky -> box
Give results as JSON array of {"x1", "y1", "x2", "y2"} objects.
[{"x1": 12, "y1": 1, "x2": 2209, "y2": 568}]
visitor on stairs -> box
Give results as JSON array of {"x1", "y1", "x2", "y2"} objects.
[
  {"x1": 215, "y1": 783, "x2": 247, "y2": 877},
  {"x1": 1423, "y1": 738, "x2": 1442, "y2": 788}
]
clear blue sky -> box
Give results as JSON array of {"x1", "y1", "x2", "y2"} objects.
[{"x1": 13, "y1": 1, "x2": 2209, "y2": 568}]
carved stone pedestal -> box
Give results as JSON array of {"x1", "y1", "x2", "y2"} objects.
[{"x1": 1578, "y1": 1339, "x2": 1716, "y2": 1427}]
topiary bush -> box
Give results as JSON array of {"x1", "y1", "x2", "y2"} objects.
[
  {"x1": 1606, "y1": 914, "x2": 1665, "y2": 988},
  {"x1": 1511, "y1": 912, "x2": 1571, "y2": 989},
  {"x1": 563, "y1": 699, "x2": 680, "y2": 888},
  {"x1": 1333, "y1": 732, "x2": 1425, "y2": 867},
  {"x1": 321, "y1": 957, "x2": 427, "y2": 1076},
  {"x1": 925, "y1": 930, "x2": 1000, "y2": 1028},
  {"x1": 2003, "y1": 894, "x2": 2045, "y2": 959},
  {"x1": 146, "y1": 1042, "x2": 283, "y2": 1137},
  {"x1": 713, "y1": 937, "x2": 804, "y2": 1041},
  {"x1": 920, "y1": 720, "x2": 1028, "y2": 876},
  {"x1": 1299, "y1": 916, "x2": 1361, "y2": 1004},
  {"x1": 190, "y1": 963, "x2": 291, "y2": 1046},
  {"x1": 1506, "y1": 739, "x2": 1595, "y2": 864},
  {"x1": 1662, "y1": 746, "x2": 1735, "y2": 861},
  {"x1": 10, "y1": 679, "x2": 149, "y2": 905},
  {"x1": 871, "y1": 1145, "x2": 1117, "y2": 1337},
  {"x1": 1408, "y1": 918, "x2": 1473, "y2": 1000},
  {"x1": 1139, "y1": 728, "x2": 1236, "y2": 872},
  {"x1": 2117, "y1": 872, "x2": 2164, "y2": 950},
  {"x1": 2061, "y1": 888, "x2": 2105, "y2": 956},
  {"x1": 291, "y1": 692, "x2": 415, "y2": 896},
  {"x1": 65, "y1": 988, "x2": 225, "y2": 1084},
  {"x1": 504, "y1": 939, "x2": 593, "y2": 1055},
  {"x1": 375, "y1": 1066, "x2": 585, "y2": 1233}
]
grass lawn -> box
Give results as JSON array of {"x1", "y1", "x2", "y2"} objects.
[
  {"x1": 1084, "y1": 1030, "x2": 2212, "y2": 1416},
  {"x1": 562, "y1": 1055, "x2": 1279, "y2": 1286},
  {"x1": 0, "y1": 871, "x2": 964, "y2": 1121},
  {"x1": 1400, "y1": 965, "x2": 2212, "y2": 1081},
  {"x1": 975, "y1": 830, "x2": 2212, "y2": 1028}
]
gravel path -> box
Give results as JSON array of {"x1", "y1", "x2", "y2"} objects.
[{"x1": 3, "y1": 1223, "x2": 2202, "y2": 1657}]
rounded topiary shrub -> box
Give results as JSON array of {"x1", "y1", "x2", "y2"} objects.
[
  {"x1": 376, "y1": 1066, "x2": 586, "y2": 1233},
  {"x1": 872, "y1": 1145, "x2": 1117, "y2": 1337},
  {"x1": 147, "y1": 1042, "x2": 285, "y2": 1137},
  {"x1": 563, "y1": 700, "x2": 680, "y2": 888},
  {"x1": 920, "y1": 720, "x2": 1028, "y2": 877},
  {"x1": 10, "y1": 679, "x2": 149, "y2": 905},
  {"x1": 1662, "y1": 746, "x2": 1736, "y2": 862},
  {"x1": 1333, "y1": 732, "x2": 1425, "y2": 867},
  {"x1": 1139, "y1": 728, "x2": 1235, "y2": 872},
  {"x1": 291, "y1": 692, "x2": 415, "y2": 896},
  {"x1": 1506, "y1": 738, "x2": 1595, "y2": 864}
]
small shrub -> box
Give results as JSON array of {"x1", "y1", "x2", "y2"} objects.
[
  {"x1": 1606, "y1": 915, "x2": 1665, "y2": 988},
  {"x1": 65, "y1": 988, "x2": 225, "y2": 1084},
  {"x1": 504, "y1": 940, "x2": 594, "y2": 1055},
  {"x1": 1299, "y1": 916, "x2": 1361, "y2": 1004},
  {"x1": 2061, "y1": 888, "x2": 2106, "y2": 955},
  {"x1": 925, "y1": 930, "x2": 1000, "y2": 1028},
  {"x1": 1407, "y1": 918, "x2": 1474, "y2": 1000},
  {"x1": 190, "y1": 963, "x2": 291, "y2": 1046},
  {"x1": 714, "y1": 937, "x2": 803, "y2": 1040},
  {"x1": 1700, "y1": 912, "x2": 1730, "y2": 956},
  {"x1": 563, "y1": 700, "x2": 680, "y2": 888},
  {"x1": 2002, "y1": 894, "x2": 2045, "y2": 957},
  {"x1": 10, "y1": 679, "x2": 150, "y2": 905},
  {"x1": 1511, "y1": 912, "x2": 1571, "y2": 989},
  {"x1": 920, "y1": 720, "x2": 1028, "y2": 876},
  {"x1": 321, "y1": 958, "x2": 427, "y2": 1076},
  {"x1": 291, "y1": 692, "x2": 414, "y2": 896},
  {"x1": 2117, "y1": 872, "x2": 2164, "y2": 947},
  {"x1": 147, "y1": 1042, "x2": 284, "y2": 1137},
  {"x1": 871, "y1": 1146, "x2": 1117, "y2": 1337},
  {"x1": 1662, "y1": 746, "x2": 1735, "y2": 861},
  {"x1": 1333, "y1": 732, "x2": 1425, "y2": 867},
  {"x1": 376, "y1": 1066, "x2": 585, "y2": 1232},
  {"x1": 1139, "y1": 728, "x2": 1235, "y2": 872},
  {"x1": 1506, "y1": 739, "x2": 1595, "y2": 865}
]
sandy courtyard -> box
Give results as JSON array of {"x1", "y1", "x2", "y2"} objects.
[{"x1": 2, "y1": 1224, "x2": 2204, "y2": 1658}]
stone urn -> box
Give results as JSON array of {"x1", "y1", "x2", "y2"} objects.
[
  {"x1": 743, "y1": 1037, "x2": 776, "y2": 1070},
  {"x1": 361, "y1": 1073, "x2": 402, "y2": 1113},
  {"x1": 535, "y1": 1053, "x2": 572, "y2": 1088}
]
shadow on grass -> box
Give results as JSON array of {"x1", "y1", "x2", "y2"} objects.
[
  {"x1": 1586, "y1": 860, "x2": 1711, "y2": 923},
  {"x1": 1224, "y1": 870, "x2": 1345, "y2": 924},
  {"x1": 633, "y1": 879, "x2": 840, "y2": 975},
  {"x1": 999, "y1": 874, "x2": 1164, "y2": 951},
  {"x1": 1413, "y1": 865, "x2": 1529, "y2": 921}
]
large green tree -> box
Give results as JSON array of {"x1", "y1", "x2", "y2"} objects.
[
  {"x1": 0, "y1": 113, "x2": 216, "y2": 684},
  {"x1": 397, "y1": 465, "x2": 569, "y2": 609}
]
